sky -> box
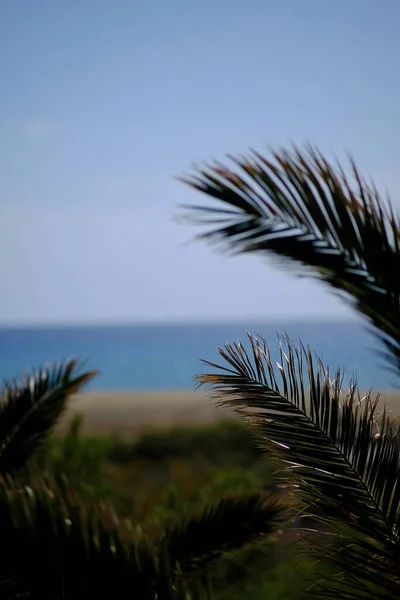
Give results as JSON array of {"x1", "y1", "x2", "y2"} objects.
[{"x1": 0, "y1": 0, "x2": 399, "y2": 324}]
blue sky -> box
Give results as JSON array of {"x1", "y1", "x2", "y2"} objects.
[{"x1": 1, "y1": 0, "x2": 399, "y2": 324}]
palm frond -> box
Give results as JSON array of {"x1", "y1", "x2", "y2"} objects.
[
  {"x1": 180, "y1": 145, "x2": 400, "y2": 372},
  {"x1": 196, "y1": 333, "x2": 400, "y2": 595},
  {"x1": 0, "y1": 360, "x2": 97, "y2": 477},
  {"x1": 159, "y1": 492, "x2": 283, "y2": 574},
  {"x1": 302, "y1": 530, "x2": 400, "y2": 599},
  {"x1": 0, "y1": 476, "x2": 158, "y2": 599},
  {"x1": 0, "y1": 475, "x2": 194, "y2": 600},
  {"x1": 0, "y1": 476, "x2": 283, "y2": 599},
  {"x1": 294, "y1": 507, "x2": 400, "y2": 600}
]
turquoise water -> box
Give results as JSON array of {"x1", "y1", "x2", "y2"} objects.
[{"x1": 0, "y1": 321, "x2": 396, "y2": 391}]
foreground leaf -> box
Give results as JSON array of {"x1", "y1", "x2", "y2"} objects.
[
  {"x1": 160, "y1": 492, "x2": 283, "y2": 573},
  {"x1": 0, "y1": 477, "x2": 157, "y2": 599},
  {"x1": 196, "y1": 333, "x2": 400, "y2": 597},
  {"x1": 0, "y1": 360, "x2": 97, "y2": 476},
  {"x1": 181, "y1": 145, "x2": 400, "y2": 373},
  {"x1": 0, "y1": 476, "x2": 283, "y2": 599}
]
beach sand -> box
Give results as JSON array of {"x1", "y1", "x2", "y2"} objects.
[
  {"x1": 57, "y1": 390, "x2": 229, "y2": 437},
  {"x1": 57, "y1": 389, "x2": 400, "y2": 437}
]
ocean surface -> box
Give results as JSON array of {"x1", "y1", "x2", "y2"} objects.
[{"x1": 0, "y1": 321, "x2": 397, "y2": 391}]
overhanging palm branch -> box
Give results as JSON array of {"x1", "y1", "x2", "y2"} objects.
[
  {"x1": 0, "y1": 475, "x2": 283, "y2": 599},
  {"x1": 180, "y1": 145, "x2": 400, "y2": 373},
  {"x1": 0, "y1": 360, "x2": 97, "y2": 476},
  {"x1": 0, "y1": 475, "x2": 159, "y2": 600},
  {"x1": 159, "y1": 491, "x2": 283, "y2": 573},
  {"x1": 303, "y1": 528, "x2": 400, "y2": 600},
  {"x1": 195, "y1": 333, "x2": 400, "y2": 598}
]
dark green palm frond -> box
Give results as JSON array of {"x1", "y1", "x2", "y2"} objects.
[
  {"x1": 0, "y1": 360, "x2": 97, "y2": 477},
  {"x1": 296, "y1": 508, "x2": 400, "y2": 600},
  {"x1": 159, "y1": 492, "x2": 283, "y2": 574},
  {"x1": 302, "y1": 528, "x2": 400, "y2": 600},
  {"x1": 0, "y1": 476, "x2": 166, "y2": 600},
  {"x1": 180, "y1": 145, "x2": 400, "y2": 372},
  {"x1": 292, "y1": 496, "x2": 400, "y2": 598},
  {"x1": 195, "y1": 334, "x2": 400, "y2": 596},
  {"x1": 0, "y1": 477, "x2": 282, "y2": 600}
]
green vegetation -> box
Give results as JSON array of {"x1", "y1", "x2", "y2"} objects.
[{"x1": 36, "y1": 415, "x2": 316, "y2": 599}]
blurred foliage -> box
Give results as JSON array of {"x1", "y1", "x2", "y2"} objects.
[{"x1": 30, "y1": 414, "x2": 322, "y2": 599}]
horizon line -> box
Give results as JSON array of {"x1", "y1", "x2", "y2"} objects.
[{"x1": 0, "y1": 315, "x2": 360, "y2": 329}]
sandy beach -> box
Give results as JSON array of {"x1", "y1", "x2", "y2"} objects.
[
  {"x1": 57, "y1": 389, "x2": 400, "y2": 437},
  {"x1": 57, "y1": 390, "x2": 229, "y2": 436}
]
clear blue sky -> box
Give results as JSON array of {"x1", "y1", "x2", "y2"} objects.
[{"x1": 1, "y1": 0, "x2": 399, "y2": 324}]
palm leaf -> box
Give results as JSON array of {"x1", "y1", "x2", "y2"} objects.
[
  {"x1": 195, "y1": 333, "x2": 400, "y2": 596},
  {"x1": 159, "y1": 492, "x2": 283, "y2": 573},
  {"x1": 0, "y1": 360, "x2": 97, "y2": 476},
  {"x1": 302, "y1": 529, "x2": 400, "y2": 599},
  {"x1": 180, "y1": 145, "x2": 400, "y2": 373},
  {"x1": 0, "y1": 476, "x2": 160, "y2": 600},
  {"x1": 0, "y1": 475, "x2": 283, "y2": 599}
]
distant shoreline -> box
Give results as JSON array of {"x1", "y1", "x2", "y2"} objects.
[{"x1": 58, "y1": 390, "x2": 226, "y2": 436}]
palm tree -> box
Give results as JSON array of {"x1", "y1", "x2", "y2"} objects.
[
  {"x1": 0, "y1": 359, "x2": 282, "y2": 599},
  {"x1": 181, "y1": 144, "x2": 400, "y2": 599}
]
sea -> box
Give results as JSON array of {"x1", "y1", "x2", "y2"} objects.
[{"x1": 0, "y1": 321, "x2": 398, "y2": 391}]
